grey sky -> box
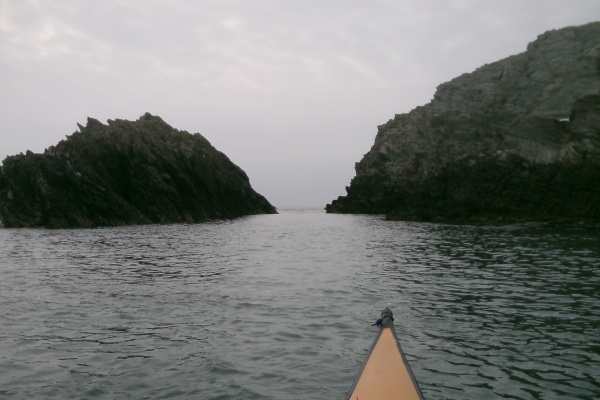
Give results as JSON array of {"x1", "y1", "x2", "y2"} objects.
[{"x1": 1, "y1": 1, "x2": 599, "y2": 207}]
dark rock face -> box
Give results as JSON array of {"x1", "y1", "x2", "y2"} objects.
[
  {"x1": 0, "y1": 113, "x2": 277, "y2": 228},
  {"x1": 326, "y1": 22, "x2": 600, "y2": 226}
]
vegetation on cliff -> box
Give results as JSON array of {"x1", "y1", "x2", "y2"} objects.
[
  {"x1": 0, "y1": 113, "x2": 277, "y2": 228},
  {"x1": 326, "y1": 22, "x2": 600, "y2": 226}
]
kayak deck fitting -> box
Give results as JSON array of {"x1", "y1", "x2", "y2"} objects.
[{"x1": 345, "y1": 308, "x2": 425, "y2": 400}]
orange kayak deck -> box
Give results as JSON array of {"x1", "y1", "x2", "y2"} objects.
[{"x1": 345, "y1": 309, "x2": 424, "y2": 400}]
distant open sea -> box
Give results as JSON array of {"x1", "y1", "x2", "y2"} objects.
[{"x1": 0, "y1": 208, "x2": 599, "y2": 399}]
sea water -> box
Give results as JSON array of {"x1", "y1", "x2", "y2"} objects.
[{"x1": 0, "y1": 209, "x2": 598, "y2": 399}]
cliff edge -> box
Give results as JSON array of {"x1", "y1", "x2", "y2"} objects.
[
  {"x1": 326, "y1": 22, "x2": 600, "y2": 226},
  {"x1": 0, "y1": 113, "x2": 277, "y2": 228}
]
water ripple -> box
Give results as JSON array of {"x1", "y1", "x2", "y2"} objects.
[{"x1": 0, "y1": 210, "x2": 599, "y2": 399}]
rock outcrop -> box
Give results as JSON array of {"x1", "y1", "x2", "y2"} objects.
[
  {"x1": 326, "y1": 22, "x2": 600, "y2": 226},
  {"x1": 0, "y1": 113, "x2": 277, "y2": 228}
]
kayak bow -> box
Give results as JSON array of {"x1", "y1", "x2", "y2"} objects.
[{"x1": 345, "y1": 308, "x2": 424, "y2": 400}]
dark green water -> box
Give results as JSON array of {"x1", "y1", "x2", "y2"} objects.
[{"x1": 0, "y1": 209, "x2": 598, "y2": 399}]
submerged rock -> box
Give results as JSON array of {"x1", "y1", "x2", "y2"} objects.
[
  {"x1": 0, "y1": 113, "x2": 277, "y2": 228},
  {"x1": 326, "y1": 22, "x2": 600, "y2": 226}
]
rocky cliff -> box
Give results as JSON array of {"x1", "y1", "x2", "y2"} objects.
[
  {"x1": 326, "y1": 22, "x2": 600, "y2": 226},
  {"x1": 0, "y1": 113, "x2": 277, "y2": 228}
]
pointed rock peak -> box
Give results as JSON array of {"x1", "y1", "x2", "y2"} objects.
[
  {"x1": 139, "y1": 112, "x2": 165, "y2": 123},
  {"x1": 136, "y1": 113, "x2": 173, "y2": 130},
  {"x1": 140, "y1": 112, "x2": 157, "y2": 120},
  {"x1": 86, "y1": 117, "x2": 104, "y2": 128}
]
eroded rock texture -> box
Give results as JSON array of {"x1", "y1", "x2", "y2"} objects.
[
  {"x1": 0, "y1": 113, "x2": 276, "y2": 228},
  {"x1": 327, "y1": 22, "x2": 600, "y2": 226}
]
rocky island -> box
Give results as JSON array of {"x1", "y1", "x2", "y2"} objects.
[
  {"x1": 0, "y1": 113, "x2": 277, "y2": 228},
  {"x1": 326, "y1": 22, "x2": 600, "y2": 226}
]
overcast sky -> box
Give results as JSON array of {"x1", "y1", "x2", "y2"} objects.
[{"x1": 1, "y1": 1, "x2": 599, "y2": 208}]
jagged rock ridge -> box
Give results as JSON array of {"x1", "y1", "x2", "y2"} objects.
[
  {"x1": 0, "y1": 113, "x2": 277, "y2": 228},
  {"x1": 326, "y1": 22, "x2": 600, "y2": 226}
]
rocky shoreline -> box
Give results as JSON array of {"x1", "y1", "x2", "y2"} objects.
[
  {"x1": 326, "y1": 22, "x2": 600, "y2": 226},
  {"x1": 0, "y1": 113, "x2": 277, "y2": 228}
]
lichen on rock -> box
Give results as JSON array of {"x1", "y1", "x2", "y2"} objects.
[{"x1": 326, "y1": 22, "x2": 600, "y2": 226}]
